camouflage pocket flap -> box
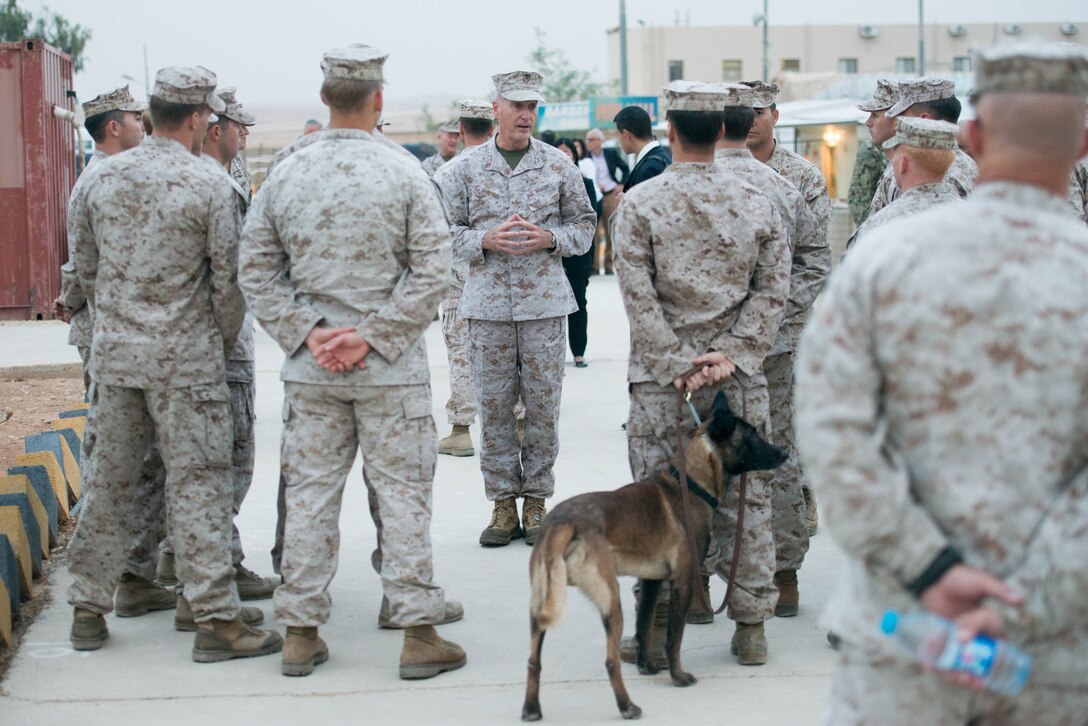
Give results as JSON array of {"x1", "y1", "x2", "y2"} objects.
[
  {"x1": 402, "y1": 397, "x2": 432, "y2": 420},
  {"x1": 190, "y1": 382, "x2": 230, "y2": 403}
]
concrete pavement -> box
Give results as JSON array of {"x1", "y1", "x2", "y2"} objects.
[{"x1": 0, "y1": 276, "x2": 840, "y2": 725}]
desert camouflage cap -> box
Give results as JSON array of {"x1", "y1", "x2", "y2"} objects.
[
  {"x1": 856, "y1": 79, "x2": 899, "y2": 112},
  {"x1": 153, "y1": 66, "x2": 225, "y2": 112},
  {"x1": 882, "y1": 116, "x2": 959, "y2": 151},
  {"x1": 493, "y1": 70, "x2": 545, "y2": 103},
  {"x1": 321, "y1": 44, "x2": 388, "y2": 82},
  {"x1": 887, "y1": 77, "x2": 956, "y2": 117},
  {"x1": 459, "y1": 99, "x2": 494, "y2": 120},
  {"x1": 215, "y1": 87, "x2": 256, "y2": 126},
  {"x1": 82, "y1": 85, "x2": 145, "y2": 119},
  {"x1": 972, "y1": 40, "x2": 1088, "y2": 99},
  {"x1": 717, "y1": 83, "x2": 756, "y2": 108},
  {"x1": 663, "y1": 81, "x2": 728, "y2": 112},
  {"x1": 740, "y1": 80, "x2": 780, "y2": 109},
  {"x1": 438, "y1": 119, "x2": 460, "y2": 134}
]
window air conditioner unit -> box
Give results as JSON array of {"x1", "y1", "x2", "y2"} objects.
[
  {"x1": 859, "y1": 25, "x2": 879, "y2": 39},
  {"x1": 1060, "y1": 23, "x2": 1078, "y2": 36},
  {"x1": 948, "y1": 25, "x2": 967, "y2": 37},
  {"x1": 1003, "y1": 24, "x2": 1022, "y2": 35}
]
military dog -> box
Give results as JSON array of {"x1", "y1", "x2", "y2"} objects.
[{"x1": 521, "y1": 390, "x2": 786, "y2": 721}]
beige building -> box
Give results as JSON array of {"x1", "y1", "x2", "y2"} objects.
[{"x1": 607, "y1": 21, "x2": 1087, "y2": 93}]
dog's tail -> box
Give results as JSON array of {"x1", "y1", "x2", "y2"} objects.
[{"x1": 530, "y1": 522, "x2": 575, "y2": 630}]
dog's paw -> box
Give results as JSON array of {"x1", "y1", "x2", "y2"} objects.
[
  {"x1": 620, "y1": 703, "x2": 642, "y2": 720},
  {"x1": 637, "y1": 661, "x2": 659, "y2": 676},
  {"x1": 670, "y1": 671, "x2": 697, "y2": 687},
  {"x1": 521, "y1": 706, "x2": 542, "y2": 722}
]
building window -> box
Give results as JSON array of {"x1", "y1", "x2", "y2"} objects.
[
  {"x1": 721, "y1": 59, "x2": 743, "y2": 81},
  {"x1": 668, "y1": 60, "x2": 684, "y2": 82},
  {"x1": 781, "y1": 58, "x2": 801, "y2": 72},
  {"x1": 838, "y1": 58, "x2": 858, "y2": 74},
  {"x1": 953, "y1": 56, "x2": 971, "y2": 72},
  {"x1": 895, "y1": 57, "x2": 916, "y2": 73}
]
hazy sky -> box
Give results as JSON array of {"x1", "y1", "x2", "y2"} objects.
[{"x1": 25, "y1": 0, "x2": 1088, "y2": 107}]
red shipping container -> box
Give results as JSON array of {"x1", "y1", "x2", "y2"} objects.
[{"x1": 0, "y1": 39, "x2": 79, "y2": 321}]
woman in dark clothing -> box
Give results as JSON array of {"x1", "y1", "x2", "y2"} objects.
[{"x1": 556, "y1": 137, "x2": 598, "y2": 368}]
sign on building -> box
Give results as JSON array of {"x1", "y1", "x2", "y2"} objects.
[
  {"x1": 536, "y1": 101, "x2": 590, "y2": 132},
  {"x1": 589, "y1": 96, "x2": 659, "y2": 129}
]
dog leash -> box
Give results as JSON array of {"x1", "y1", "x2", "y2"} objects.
[{"x1": 673, "y1": 366, "x2": 750, "y2": 618}]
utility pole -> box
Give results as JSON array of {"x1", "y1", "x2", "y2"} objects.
[
  {"x1": 619, "y1": 0, "x2": 628, "y2": 96},
  {"x1": 918, "y1": 0, "x2": 926, "y2": 76},
  {"x1": 761, "y1": 0, "x2": 770, "y2": 83},
  {"x1": 143, "y1": 44, "x2": 150, "y2": 97}
]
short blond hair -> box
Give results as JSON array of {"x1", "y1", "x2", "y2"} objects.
[{"x1": 320, "y1": 78, "x2": 382, "y2": 113}]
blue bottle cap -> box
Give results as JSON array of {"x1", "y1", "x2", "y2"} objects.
[{"x1": 880, "y1": 610, "x2": 899, "y2": 635}]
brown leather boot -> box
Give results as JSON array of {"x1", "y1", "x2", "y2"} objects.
[
  {"x1": 70, "y1": 607, "x2": 108, "y2": 651},
  {"x1": 175, "y1": 595, "x2": 265, "y2": 632},
  {"x1": 399, "y1": 625, "x2": 467, "y2": 680},
  {"x1": 730, "y1": 621, "x2": 767, "y2": 666},
  {"x1": 235, "y1": 564, "x2": 278, "y2": 601},
  {"x1": 114, "y1": 573, "x2": 177, "y2": 617},
  {"x1": 619, "y1": 597, "x2": 669, "y2": 669},
  {"x1": 774, "y1": 570, "x2": 799, "y2": 617},
  {"x1": 685, "y1": 575, "x2": 714, "y2": 625},
  {"x1": 156, "y1": 551, "x2": 178, "y2": 587},
  {"x1": 378, "y1": 596, "x2": 464, "y2": 629},
  {"x1": 192, "y1": 616, "x2": 283, "y2": 663},
  {"x1": 281, "y1": 626, "x2": 329, "y2": 676},
  {"x1": 521, "y1": 497, "x2": 547, "y2": 546},
  {"x1": 479, "y1": 498, "x2": 522, "y2": 546}
]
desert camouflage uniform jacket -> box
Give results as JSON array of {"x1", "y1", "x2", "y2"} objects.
[
  {"x1": 60, "y1": 148, "x2": 109, "y2": 348},
  {"x1": 868, "y1": 148, "x2": 977, "y2": 217},
  {"x1": 266, "y1": 128, "x2": 420, "y2": 179},
  {"x1": 230, "y1": 153, "x2": 252, "y2": 203},
  {"x1": 613, "y1": 162, "x2": 791, "y2": 385},
  {"x1": 239, "y1": 129, "x2": 450, "y2": 386},
  {"x1": 847, "y1": 141, "x2": 888, "y2": 226},
  {"x1": 796, "y1": 182, "x2": 1088, "y2": 687},
  {"x1": 716, "y1": 148, "x2": 830, "y2": 354},
  {"x1": 1069, "y1": 159, "x2": 1088, "y2": 224},
  {"x1": 438, "y1": 137, "x2": 596, "y2": 321},
  {"x1": 69, "y1": 136, "x2": 244, "y2": 388},
  {"x1": 421, "y1": 152, "x2": 451, "y2": 177},
  {"x1": 844, "y1": 181, "x2": 962, "y2": 253}
]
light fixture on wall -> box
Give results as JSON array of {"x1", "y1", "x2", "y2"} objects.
[{"x1": 822, "y1": 127, "x2": 844, "y2": 148}]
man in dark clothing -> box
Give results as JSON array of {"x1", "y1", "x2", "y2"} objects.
[{"x1": 614, "y1": 105, "x2": 672, "y2": 191}]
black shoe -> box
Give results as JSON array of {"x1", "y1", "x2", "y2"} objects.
[{"x1": 574, "y1": 360, "x2": 588, "y2": 368}]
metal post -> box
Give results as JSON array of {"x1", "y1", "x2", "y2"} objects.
[
  {"x1": 619, "y1": 0, "x2": 628, "y2": 96},
  {"x1": 762, "y1": 0, "x2": 770, "y2": 83},
  {"x1": 918, "y1": 0, "x2": 926, "y2": 76},
  {"x1": 143, "y1": 44, "x2": 150, "y2": 97}
]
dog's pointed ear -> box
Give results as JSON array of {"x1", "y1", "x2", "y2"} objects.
[{"x1": 708, "y1": 391, "x2": 736, "y2": 440}]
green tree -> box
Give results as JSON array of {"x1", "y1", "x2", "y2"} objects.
[
  {"x1": 526, "y1": 27, "x2": 607, "y2": 103},
  {"x1": 0, "y1": 1, "x2": 91, "y2": 72}
]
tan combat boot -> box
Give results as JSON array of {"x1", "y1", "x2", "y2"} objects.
[
  {"x1": 802, "y1": 486, "x2": 818, "y2": 536},
  {"x1": 114, "y1": 572, "x2": 178, "y2": 617},
  {"x1": 479, "y1": 498, "x2": 522, "y2": 546},
  {"x1": 235, "y1": 564, "x2": 277, "y2": 600},
  {"x1": 774, "y1": 570, "x2": 799, "y2": 618},
  {"x1": 438, "y1": 425, "x2": 474, "y2": 457},
  {"x1": 192, "y1": 617, "x2": 284, "y2": 663},
  {"x1": 521, "y1": 497, "x2": 547, "y2": 546},
  {"x1": 281, "y1": 626, "x2": 329, "y2": 677},
  {"x1": 175, "y1": 595, "x2": 265, "y2": 632},
  {"x1": 731, "y1": 621, "x2": 767, "y2": 666},
  {"x1": 70, "y1": 607, "x2": 108, "y2": 651},
  {"x1": 619, "y1": 598, "x2": 669, "y2": 669},
  {"x1": 378, "y1": 596, "x2": 464, "y2": 629},
  {"x1": 685, "y1": 575, "x2": 714, "y2": 625},
  {"x1": 156, "y1": 551, "x2": 178, "y2": 587},
  {"x1": 399, "y1": 625, "x2": 467, "y2": 680}
]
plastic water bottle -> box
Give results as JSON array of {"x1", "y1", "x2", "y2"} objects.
[{"x1": 880, "y1": 610, "x2": 1032, "y2": 696}]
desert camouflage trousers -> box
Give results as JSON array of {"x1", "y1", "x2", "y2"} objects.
[
  {"x1": 274, "y1": 381, "x2": 447, "y2": 628},
  {"x1": 626, "y1": 376, "x2": 778, "y2": 623},
  {"x1": 442, "y1": 293, "x2": 477, "y2": 427},
  {"x1": 828, "y1": 649, "x2": 1088, "y2": 726},
  {"x1": 67, "y1": 382, "x2": 241, "y2": 621},
  {"x1": 467, "y1": 317, "x2": 565, "y2": 501},
  {"x1": 122, "y1": 380, "x2": 256, "y2": 575},
  {"x1": 765, "y1": 350, "x2": 810, "y2": 571}
]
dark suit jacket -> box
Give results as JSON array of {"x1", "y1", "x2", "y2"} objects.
[
  {"x1": 592, "y1": 147, "x2": 630, "y2": 187},
  {"x1": 624, "y1": 144, "x2": 672, "y2": 191}
]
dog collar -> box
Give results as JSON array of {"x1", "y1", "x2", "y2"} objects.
[{"x1": 668, "y1": 465, "x2": 719, "y2": 510}]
